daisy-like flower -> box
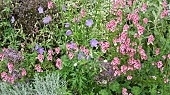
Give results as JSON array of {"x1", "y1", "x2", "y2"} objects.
[
  {"x1": 38, "y1": 6, "x2": 43, "y2": 13},
  {"x1": 86, "y1": 19, "x2": 93, "y2": 27},
  {"x1": 90, "y1": 39, "x2": 98, "y2": 47}
]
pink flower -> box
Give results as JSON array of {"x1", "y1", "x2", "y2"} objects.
[
  {"x1": 66, "y1": 44, "x2": 71, "y2": 50},
  {"x1": 120, "y1": 44, "x2": 126, "y2": 55},
  {"x1": 168, "y1": 54, "x2": 170, "y2": 59},
  {"x1": 8, "y1": 76, "x2": 15, "y2": 84},
  {"x1": 55, "y1": 47, "x2": 60, "y2": 54},
  {"x1": 68, "y1": 52, "x2": 74, "y2": 60},
  {"x1": 117, "y1": 9, "x2": 122, "y2": 17},
  {"x1": 164, "y1": 78, "x2": 169, "y2": 83},
  {"x1": 48, "y1": 49, "x2": 53, "y2": 55},
  {"x1": 141, "y1": 3, "x2": 147, "y2": 12},
  {"x1": 56, "y1": 58, "x2": 62, "y2": 70},
  {"x1": 133, "y1": 13, "x2": 139, "y2": 24},
  {"x1": 35, "y1": 64, "x2": 43, "y2": 72},
  {"x1": 134, "y1": 63, "x2": 141, "y2": 70},
  {"x1": 128, "y1": 66, "x2": 134, "y2": 71},
  {"x1": 147, "y1": 35, "x2": 154, "y2": 45},
  {"x1": 8, "y1": 62, "x2": 13, "y2": 73},
  {"x1": 152, "y1": 62, "x2": 155, "y2": 66},
  {"x1": 128, "y1": 0, "x2": 132, "y2": 7},
  {"x1": 137, "y1": 25, "x2": 144, "y2": 36},
  {"x1": 143, "y1": 18, "x2": 148, "y2": 24},
  {"x1": 127, "y1": 75, "x2": 132, "y2": 80},
  {"x1": 132, "y1": 42, "x2": 137, "y2": 46},
  {"x1": 110, "y1": 20, "x2": 117, "y2": 27},
  {"x1": 156, "y1": 48, "x2": 160, "y2": 55},
  {"x1": 157, "y1": 61, "x2": 163, "y2": 68},
  {"x1": 0, "y1": 53, "x2": 4, "y2": 61},
  {"x1": 162, "y1": 0, "x2": 167, "y2": 8},
  {"x1": 122, "y1": 87, "x2": 128, "y2": 95},
  {"x1": 135, "y1": 8, "x2": 139, "y2": 13},
  {"x1": 80, "y1": 8, "x2": 86, "y2": 17},
  {"x1": 1, "y1": 72, "x2": 7, "y2": 78},
  {"x1": 162, "y1": 55, "x2": 166, "y2": 60},
  {"x1": 123, "y1": 24, "x2": 129, "y2": 31},
  {"x1": 21, "y1": 68, "x2": 26, "y2": 76},
  {"x1": 121, "y1": 65, "x2": 127, "y2": 74},
  {"x1": 47, "y1": 55, "x2": 53, "y2": 61},
  {"x1": 48, "y1": 1, "x2": 53, "y2": 9},
  {"x1": 160, "y1": 9, "x2": 168, "y2": 18},
  {"x1": 111, "y1": 57, "x2": 120, "y2": 65},
  {"x1": 80, "y1": 46, "x2": 85, "y2": 52},
  {"x1": 127, "y1": 14, "x2": 132, "y2": 20},
  {"x1": 38, "y1": 54, "x2": 44, "y2": 63},
  {"x1": 114, "y1": 70, "x2": 121, "y2": 77}
]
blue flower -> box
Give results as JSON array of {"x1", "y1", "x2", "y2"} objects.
[
  {"x1": 11, "y1": 16, "x2": 15, "y2": 23},
  {"x1": 86, "y1": 19, "x2": 93, "y2": 27},
  {"x1": 90, "y1": 39, "x2": 98, "y2": 47},
  {"x1": 43, "y1": 16, "x2": 51, "y2": 24},
  {"x1": 66, "y1": 30, "x2": 72, "y2": 36},
  {"x1": 38, "y1": 6, "x2": 44, "y2": 13},
  {"x1": 78, "y1": 53, "x2": 84, "y2": 60},
  {"x1": 65, "y1": 23, "x2": 70, "y2": 28},
  {"x1": 62, "y1": 5, "x2": 66, "y2": 12},
  {"x1": 35, "y1": 43, "x2": 39, "y2": 50},
  {"x1": 37, "y1": 48, "x2": 44, "y2": 54}
]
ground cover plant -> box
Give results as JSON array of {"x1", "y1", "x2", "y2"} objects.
[{"x1": 0, "y1": 0, "x2": 170, "y2": 95}]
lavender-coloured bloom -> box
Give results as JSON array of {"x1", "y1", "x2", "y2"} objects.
[
  {"x1": 38, "y1": 6, "x2": 43, "y2": 13},
  {"x1": 86, "y1": 19, "x2": 93, "y2": 27},
  {"x1": 86, "y1": 55, "x2": 91, "y2": 60},
  {"x1": 78, "y1": 53, "x2": 84, "y2": 60},
  {"x1": 62, "y1": 5, "x2": 66, "y2": 12},
  {"x1": 35, "y1": 43, "x2": 39, "y2": 50},
  {"x1": 32, "y1": 48, "x2": 34, "y2": 52},
  {"x1": 65, "y1": 23, "x2": 70, "y2": 28},
  {"x1": 90, "y1": 39, "x2": 98, "y2": 47},
  {"x1": 43, "y1": 16, "x2": 51, "y2": 24},
  {"x1": 11, "y1": 16, "x2": 15, "y2": 23},
  {"x1": 70, "y1": 42, "x2": 75, "y2": 49},
  {"x1": 66, "y1": 30, "x2": 72, "y2": 36},
  {"x1": 37, "y1": 48, "x2": 44, "y2": 54}
]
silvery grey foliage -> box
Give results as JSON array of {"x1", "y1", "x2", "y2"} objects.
[{"x1": 0, "y1": 72, "x2": 67, "y2": 95}]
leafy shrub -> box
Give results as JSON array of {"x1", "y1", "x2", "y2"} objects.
[{"x1": 0, "y1": 72, "x2": 68, "y2": 95}]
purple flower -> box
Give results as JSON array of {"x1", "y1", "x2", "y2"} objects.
[
  {"x1": 62, "y1": 5, "x2": 66, "y2": 12},
  {"x1": 43, "y1": 16, "x2": 52, "y2": 24},
  {"x1": 37, "y1": 48, "x2": 44, "y2": 54},
  {"x1": 35, "y1": 43, "x2": 39, "y2": 50},
  {"x1": 90, "y1": 39, "x2": 98, "y2": 47},
  {"x1": 38, "y1": 6, "x2": 44, "y2": 13},
  {"x1": 86, "y1": 19, "x2": 93, "y2": 27},
  {"x1": 66, "y1": 30, "x2": 72, "y2": 36},
  {"x1": 65, "y1": 23, "x2": 70, "y2": 28},
  {"x1": 11, "y1": 16, "x2": 15, "y2": 23},
  {"x1": 78, "y1": 53, "x2": 84, "y2": 60}
]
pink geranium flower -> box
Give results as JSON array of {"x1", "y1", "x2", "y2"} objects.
[
  {"x1": 156, "y1": 48, "x2": 160, "y2": 56},
  {"x1": 143, "y1": 18, "x2": 148, "y2": 24},
  {"x1": 56, "y1": 58, "x2": 62, "y2": 70},
  {"x1": 0, "y1": 53, "x2": 4, "y2": 61},
  {"x1": 47, "y1": 55, "x2": 53, "y2": 61},
  {"x1": 48, "y1": 1, "x2": 53, "y2": 9},
  {"x1": 147, "y1": 35, "x2": 154, "y2": 45},
  {"x1": 68, "y1": 52, "x2": 74, "y2": 60},
  {"x1": 141, "y1": 3, "x2": 147, "y2": 12},
  {"x1": 48, "y1": 49, "x2": 53, "y2": 55},
  {"x1": 38, "y1": 54, "x2": 44, "y2": 63},
  {"x1": 21, "y1": 68, "x2": 27, "y2": 76},
  {"x1": 122, "y1": 88, "x2": 128, "y2": 95},
  {"x1": 127, "y1": 75, "x2": 132, "y2": 80},
  {"x1": 55, "y1": 47, "x2": 60, "y2": 54},
  {"x1": 111, "y1": 57, "x2": 120, "y2": 65},
  {"x1": 8, "y1": 62, "x2": 14, "y2": 73},
  {"x1": 157, "y1": 61, "x2": 163, "y2": 68},
  {"x1": 35, "y1": 64, "x2": 43, "y2": 72}
]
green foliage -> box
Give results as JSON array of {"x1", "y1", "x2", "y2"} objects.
[{"x1": 0, "y1": 72, "x2": 68, "y2": 95}]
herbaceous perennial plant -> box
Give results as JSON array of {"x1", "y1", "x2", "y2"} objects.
[{"x1": 0, "y1": 0, "x2": 170, "y2": 95}]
